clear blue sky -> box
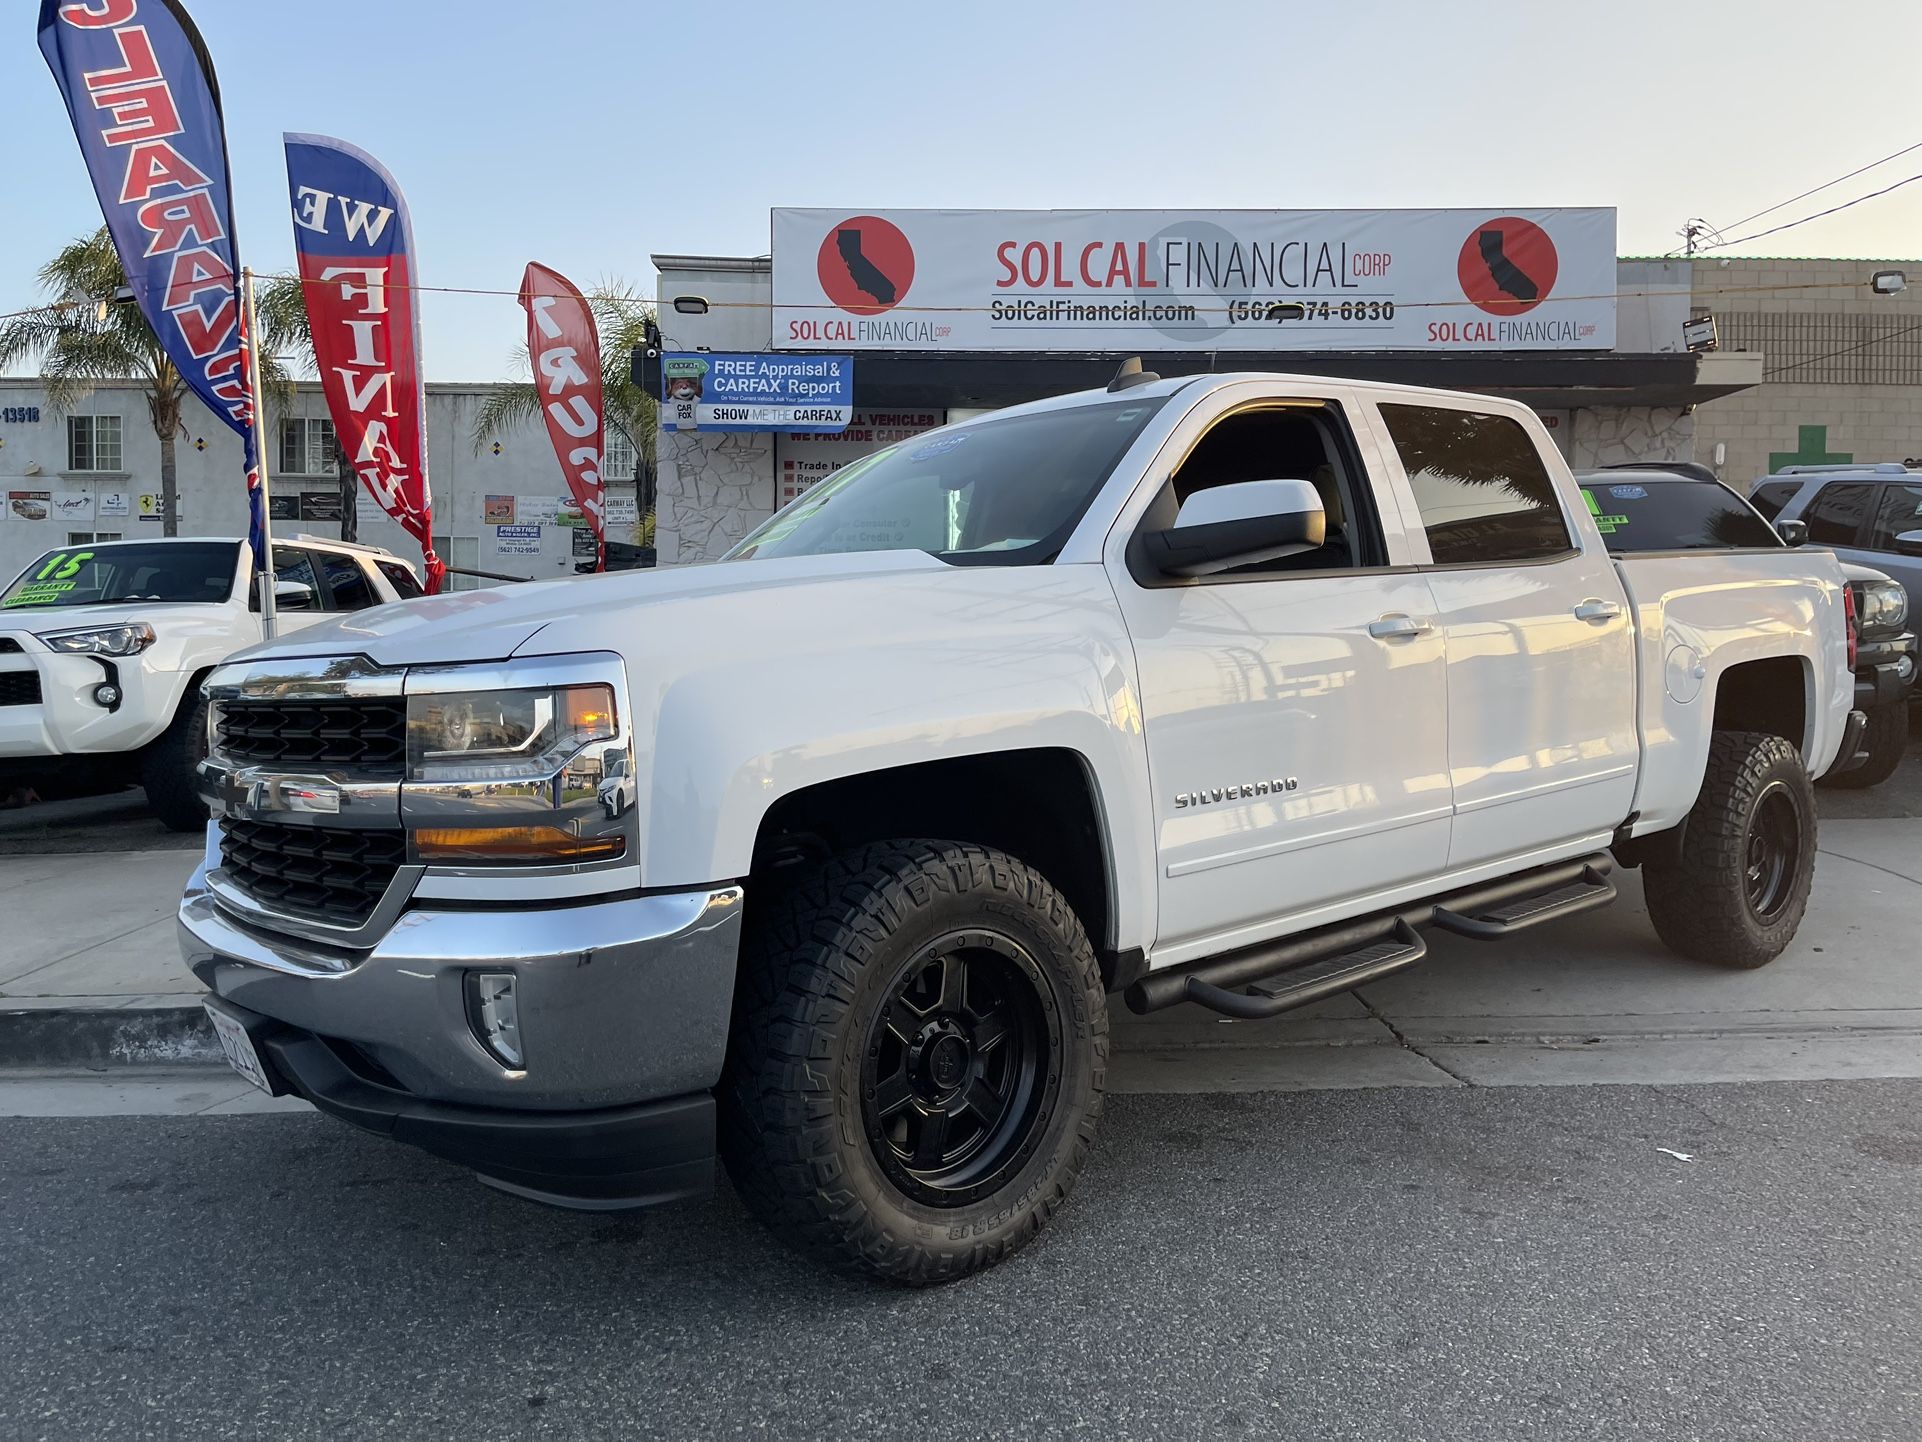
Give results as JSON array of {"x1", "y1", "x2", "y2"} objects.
[{"x1": 4, "y1": 0, "x2": 1919, "y2": 379}]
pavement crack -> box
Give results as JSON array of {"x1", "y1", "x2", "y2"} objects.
[
  {"x1": 1352, "y1": 991, "x2": 1475, "y2": 1086},
  {"x1": 1816, "y1": 846, "x2": 1922, "y2": 889}
]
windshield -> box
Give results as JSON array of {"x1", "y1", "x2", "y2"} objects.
[
  {"x1": 1577, "y1": 479, "x2": 1781, "y2": 552},
  {"x1": 725, "y1": 396, "x2": 1169, "y2": 565},
  {"x1": 1, "y1": 542, "x2": 240, "y2": 610}
]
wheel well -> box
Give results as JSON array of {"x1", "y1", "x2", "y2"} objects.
[
  {"x1": 750, "y1": 748, "x2": 1117, "y2": 962},
  {"x1": 1711, "y1": 657, "x2": 1808, "y2": 754}
]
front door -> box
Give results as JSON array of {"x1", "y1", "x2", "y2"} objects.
[
  {"x1": 1368, "y1": 400, "x2": 1639, "y2": 869},
  {"x1": 1110, "y1": 393, "x2": 1452, "y2": 963}
]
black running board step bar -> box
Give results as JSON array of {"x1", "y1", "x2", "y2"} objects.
[
  {"x1": 1126, "y1": 852, "x2": 1615, "y2": 1016},
  {"x1": 1182, "y1": 920, "x2": 1426, "y2": 1020},
  {"x1": 1430, "y1": 864, "x2": 1616, "y2": 939}
]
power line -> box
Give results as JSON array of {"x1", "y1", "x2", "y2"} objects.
[
  {"x1": 1719, "y1": 139, "x2": 1922, "y2": 235},
  {"x1": 1704, "y1": 170, "x2": 1922, "y2": 251}
]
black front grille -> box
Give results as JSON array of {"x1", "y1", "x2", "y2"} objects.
[
  {"x1": 0, "y1": 671, "x2": 41, "y2": 707},
  {"x1": 0, "y1": 637, "x2": 22, "y2": 654},
  {"x1": 216, "y1": 699, "x2": 407, "y2": 775},
  {"x1": 218, "y1": 818, "x2": 406, "y2": 928}
]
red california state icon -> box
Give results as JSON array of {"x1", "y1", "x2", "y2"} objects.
[
  {"x1": 816, "y1": 215, "x2": 915, "y2": 316},
  {"x1": 1457, "y1": 216, "x2": 1559, "y2": 317}
]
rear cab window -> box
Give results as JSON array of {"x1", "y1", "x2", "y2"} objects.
[
  {"x1": 1574, "y1": 478, "x2": 1781, "y2": 552},
  {"x1": 1378, "y1": 404, "x2": 1572, "y2": 564},
  {"x1": 376, "y1": 560, "x2": 425, "y2": 599}
]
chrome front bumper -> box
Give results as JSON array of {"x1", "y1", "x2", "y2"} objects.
[{"x1": 179, "y1": 847, "x2": 744, "y2": 1111}]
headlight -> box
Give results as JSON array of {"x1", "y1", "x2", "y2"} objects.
[
  {"x1": 40, "y1": 622, "x2": 156, "y2": 656},
  {"x1": 1857, "y1": 579, "x2": 1910, "y2": 631},
  {"x1": 406, "y1": 683, "x2": 616, "y2": 782}
]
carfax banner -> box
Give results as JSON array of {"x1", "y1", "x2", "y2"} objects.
[
  {"x1": 661, "y1": 353, "x2": 853, "y2": 433},
  {"x1": 772, "y1": 208, "x2": 1616, "y2": 353}
]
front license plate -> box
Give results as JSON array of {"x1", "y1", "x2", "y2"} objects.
[{"x1": 204, "y1": 1000, "x2": 274, "y2": 1094}]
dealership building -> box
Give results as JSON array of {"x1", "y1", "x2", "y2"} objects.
[{"x1": 651, "y1": 211, "x2": 1921, "y2": 567}]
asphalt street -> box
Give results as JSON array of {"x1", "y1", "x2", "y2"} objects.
[{"x1": 4, "y1": 1080, "x2": 1920, "y2": 1442}]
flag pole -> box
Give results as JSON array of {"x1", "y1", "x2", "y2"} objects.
[{"x1": 241, "y1": 265, "x2": 280, "y2": 639}]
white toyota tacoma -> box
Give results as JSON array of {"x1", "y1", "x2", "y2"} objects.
[
  {"x1": 0, "y1": 535, "x2": 423, "y2": 828},
  {"x1": 179, "y1": 372, "x2": 1862, "y2": 1284}
]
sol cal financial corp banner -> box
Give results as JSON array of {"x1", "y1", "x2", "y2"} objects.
[{"x1": 772, "y1": 209, "x2": 1616, "y2": 353}]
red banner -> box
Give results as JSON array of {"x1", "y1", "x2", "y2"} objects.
[
  {"x1": 519, "y1": 263, "x2": 605, "y2": 568},
  {"x1": 283, "y1": 134, "x2": 442, "y2": 592}
]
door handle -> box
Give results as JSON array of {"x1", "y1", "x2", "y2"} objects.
[
  {"x1": 1573, "y1": 598, "x2": 1623, "y2": 624},
  {"x1": 1368, "y1": 614, "x2": 1433, "y2": 641}
]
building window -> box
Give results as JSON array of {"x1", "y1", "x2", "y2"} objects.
[
  {"x1": 279, "y1": 417, "x2": 338, "y2": 476},
  {"x1": 604, "y1": 425, "x2": 637, "y2": 484},
  {"x1": 67, "y1": 531, "x2": 122, "y2": 545},
  {"x1": 67, "y1": 414, "x2": 123, "y2": 472}
]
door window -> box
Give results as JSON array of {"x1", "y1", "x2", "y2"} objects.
[
  {"x1": 1747, "y1": 480, "x2": 1802, "y2": 520},
  {"x1": 1802, "y1": 482, "x2": 1875, "y2": 546},
  {"x1": 315, "y1": 552, "x2": 375, "y2": 611},
  {"x1": 272, "y1": 549, "x2": 323, "y2": 611},
  {"x1": 1380, "y1": 404, "x2": 1572, "y2": 565},
  {"x1": 1149, "y1": 402, "x2": 1385, "y2": 577},
  {"x1": 1868, "y1": 484, "x2": 1922, "y2": 552},
  {"x1": 376, "y1": 560, "x2": 425, "y2": 599}
]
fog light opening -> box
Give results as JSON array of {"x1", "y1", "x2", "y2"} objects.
[
  {"x1": 467, "y1": 971, "x2": 524, "y2": 1069},
  {"x1": 92, "y1": 682, "x2": 120, "y2": 708}
]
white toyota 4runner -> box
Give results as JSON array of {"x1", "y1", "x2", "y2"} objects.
[
  {"x1": 179, "y1": 373, "x2": 1862, "y2": 1284},
  {"x1": 0, "y1": 535, "x2": 423, "y2": 828}
]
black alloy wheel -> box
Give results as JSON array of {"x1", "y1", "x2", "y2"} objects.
[
  {"x1": 1743, "y1": 781, "x2": 1802, "y2": 924},
  {"x1": 860, "y1": 933, "x2": 1057, "y2": 1208}
]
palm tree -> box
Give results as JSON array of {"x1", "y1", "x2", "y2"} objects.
[
  {"x1": 254, "y1": 274, "x2": 361, "y2": 541},
  {"x1": 471, "y1": 278, "x2": 658, "y2": 549},
  {"x1": 0, "y1": 227, "x2": 281, "y2": 539}
]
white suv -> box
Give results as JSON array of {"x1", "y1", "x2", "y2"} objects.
[{"x1": 0, "y1": 534, "x2": 422, "y2": 828}]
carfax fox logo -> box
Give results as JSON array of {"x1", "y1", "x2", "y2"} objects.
[
  {"x1": 663, "y1": 356, "x2": 708, "y2": 430},
  {"x1": 1457, "y1": 216, "x2": 1559, "y2": 317},
  {"x1": 816, "y1": 215, "x2": 915, "y2": 316}
]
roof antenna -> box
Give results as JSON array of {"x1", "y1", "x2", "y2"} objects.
[{"x1": 1107, "y1": 356, "x2": 1159, "y2": 392}]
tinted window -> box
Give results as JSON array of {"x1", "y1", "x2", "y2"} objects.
[
  {"x1": 1747, "y1": 481, "x2": 1802, "y2": 520},
  {"x1": 1803, "y1": 482, "x2": 1875, "y2": 546},
  {"x1": 1576, "y1": 480, "x2": 1780, "y2": 552},
  {"x1": 377, "y1": 560, "x2": 425, "y2": 599},
  {"x1": 727, "y1": 397, "x2": 1168, "y2": 566},
  {"x1": 317, "y1": 553, "x2": 374, "y2": 611},
  {"x1": 1, "y1": 541, "x2": 238, "y2": 610},
  {"x1": 1869, "y1": 483, "x2": 1922, "y2": 552},
  {"x1": 1380, "y1": 404, "x2": 1572, "y2": 565},
  {"x1": 273, "y1": 549, "x2": 322, "y2": 611}
]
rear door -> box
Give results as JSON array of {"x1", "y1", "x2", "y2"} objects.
[
  {"x1": 1108, "y1": 385, "x2": 1452, "y2": 961},
  {"x1": 1860, "y1": 481, "x2": 1922, "y2": 618},
  {"x1": 1367, "y1": 400, "x2": 1638, "y2": 871},
  {"x1": 267, "y1": 547, "x2": 333, "y2": 633}
]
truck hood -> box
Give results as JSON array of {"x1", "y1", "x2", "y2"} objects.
[
  {"x1": 0, "y1": 600, "x2": 233, "y2": 640},
  {"x1": 224, "y1": 551, "x2": 951, "y2": 668}
]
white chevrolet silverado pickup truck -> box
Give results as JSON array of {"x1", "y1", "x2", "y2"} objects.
[
  {"x1": 179, "y1": 371, "x2": 1862, "y2": 1285},
  {"x1": 0, "y1": 535, "x2": 422, "y2": 828}
]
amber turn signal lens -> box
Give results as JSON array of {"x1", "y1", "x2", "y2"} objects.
[
  {"x1": 564, "y1": 685, "x2": 616, "y2": 736},
  {"x1": 414, "y1": 826, "x2": 625, "y2": 863}
]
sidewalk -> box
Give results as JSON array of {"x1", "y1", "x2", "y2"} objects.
[{"x1": 5, "y1": 822, "x2": 1921, "y2": 1087}]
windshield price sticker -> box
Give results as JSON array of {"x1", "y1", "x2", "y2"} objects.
[
  {"x1": 663, "y1": 353, "x2": 854, "y2": 434},
  {"x1": 2, "y1": 580, "x2": 76, "y2": 607}
]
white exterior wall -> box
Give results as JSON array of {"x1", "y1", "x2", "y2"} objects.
[
  {"x1": 652, "y1": 260, "x2": 779, "y2": 566},
  {"x1": 0, "y1": 378, "x2": 629, "y2": 587}
]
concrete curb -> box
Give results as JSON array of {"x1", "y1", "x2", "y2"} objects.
[{"x1": 0, "y1": 1005, "x2": 216, "y2": 1069}]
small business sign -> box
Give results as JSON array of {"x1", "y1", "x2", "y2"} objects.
[
  {"x1": 299, "y1": 491, "x2": 344, "y2": 523},
  {"x1": 662, "y1": 353, "x2": 853, "y2": 433},
  {"x1": 98, "y1": 492, "x2": 129, "y2": 518},
  {"x1": 492, "y1": 523, "x2": 541, "y2": 556},
  {"x1": 1683, "y1": 314, "x2": 1719, "y2": 353},
  {"x1": 6, "y1": 491, "x2": 50, "y2": 522}
]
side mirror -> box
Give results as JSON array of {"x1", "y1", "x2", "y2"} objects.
[
  {"x1": 1144, "y1": 479, "x2": 1326, "y2": 578},
  {"x1": 273, "y1": 579, "x2": 318, "y2": 610},
  {"x1": 1775, "y1": 518, "x2": 1809, "y2": 546},
  {"x1": 1895, "y1": 529, "x2": 1922, "y2": 558}
]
